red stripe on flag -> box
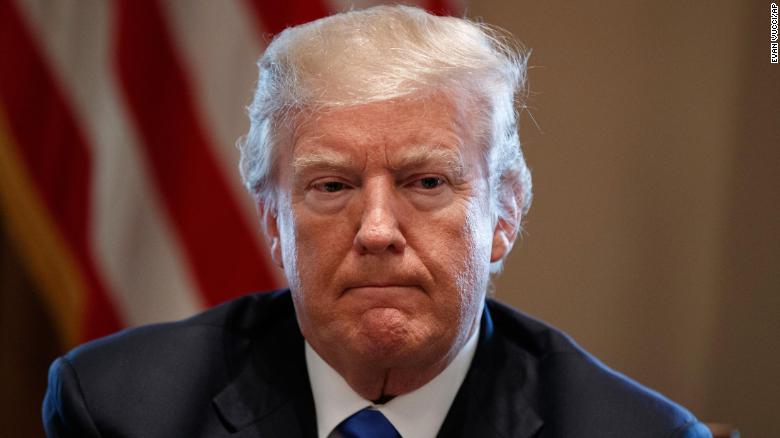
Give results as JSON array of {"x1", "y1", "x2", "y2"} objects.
[
  {"x1": 114, "y1": 0, "x2": 276, "y2": 306},
  {"x1": 426, "y1": 0, "x2": 458, "y2": 16},
  {"x1": 244, "y1": 0, "x2": 330, "y2": 38},
  {"x1": 0, "y1": 0, "x2": 123, "y2": 341}
]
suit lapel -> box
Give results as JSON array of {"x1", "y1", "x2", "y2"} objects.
[
  {"x1": 438, "y1": 303, "x2": 544, "y2": 438},
  {"x1": 212, "y1": 295, "x2": 318, "y2": 437},
  {"x1": 211, "y1": 291, "x2": 543, "y2": 438}
]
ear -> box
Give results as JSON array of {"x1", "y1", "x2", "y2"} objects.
[
  {"x1": 490, "y1": 192, "x2": 520, "y2": 263},
  {"x1": 258, "y1": 201, "x2": 284, "y2": 269}
]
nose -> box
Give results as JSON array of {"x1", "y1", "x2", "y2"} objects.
[{"x1": 353, "y1": 179, "x2": 406, "y2": 255}]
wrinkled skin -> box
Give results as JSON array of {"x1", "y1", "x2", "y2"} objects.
[{"x1": 262, "y1": 93, "x2": 517, "y2": 400}]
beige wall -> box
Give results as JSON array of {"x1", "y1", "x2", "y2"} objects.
[{"x1": 470, "y1": 1, "x2": 779, "y2": 435}]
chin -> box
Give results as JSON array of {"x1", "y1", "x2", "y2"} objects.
[{"x1": 352, "y1": 308, "x2": 445, "y2": 366}]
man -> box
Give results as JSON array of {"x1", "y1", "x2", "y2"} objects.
[{"x1": 43, "y1": 5, "x2": 710, "y2": 437}]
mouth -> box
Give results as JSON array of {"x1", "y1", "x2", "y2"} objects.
[
  {"x1": 344, "y1": 284, "x2": 421, "y2": 292},
  {"x1": 341, "y1": 285, "x2": 424, "y2": 305}
]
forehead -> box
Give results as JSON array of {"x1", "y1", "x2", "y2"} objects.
[{"x1": 289, "y1": 94, "x2": 482, "y2": 162}]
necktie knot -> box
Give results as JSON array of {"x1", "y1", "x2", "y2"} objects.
[{"x1": 336, "y1": 408, "x2": 401, "y2": 438}]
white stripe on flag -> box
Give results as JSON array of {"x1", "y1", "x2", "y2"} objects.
[
  {"x1": 161, "y1": 0, "x2": 286, "y2": 286},
  {"x1": 16, "y1": 0, "x2": 204, "y2": 325}
]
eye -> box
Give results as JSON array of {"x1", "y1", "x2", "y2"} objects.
[
  {"x1": 304, "y1": 178, "x2": 353, "y2": 212},
  {"x1": 405, "y1": 174, "x2": 453, "y2": 209},
  {"x1": 414, "y1": 176, "x2": 446, "y2": 190},
  {"x1": 318, "y1": 181, "x2": 347, "y2": 192},
  {"x1": 310, "y1": 179, "x2": 353, "y2": 194}
]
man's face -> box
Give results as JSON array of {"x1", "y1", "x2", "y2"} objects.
[{"x1": 266, "y1": 93, "x2": 511, "y2": 379}]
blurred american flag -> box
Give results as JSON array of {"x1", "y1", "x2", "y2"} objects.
[{"x1": 0, "y1": 0, "x2": 462, "y2": 348}]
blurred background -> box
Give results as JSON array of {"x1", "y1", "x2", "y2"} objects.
[{"x1": 1, "y1": 0, "x2": 777, "y2": 436}]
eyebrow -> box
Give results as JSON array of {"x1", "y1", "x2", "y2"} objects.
[
  {"x1": 292, "y1": 144, "x2": 466, "y2": 179},
  {"x1": 292, "y1": 150, "x2": 353, "y2": 172},
  {"x1": 390, "y1": 145, "x2": 466, "y2": 179}
]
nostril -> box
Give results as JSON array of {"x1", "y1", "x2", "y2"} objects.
[
  {"x1": 355, "y1": 226, "x2": 389, "y2": 252},
  {"x1": 354, "y1": 219, "x2": 406, "y2": 254}
]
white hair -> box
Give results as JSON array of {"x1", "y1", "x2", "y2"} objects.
[{"x1": 238, "y1": 5, "x2": 532, "y2": 269}]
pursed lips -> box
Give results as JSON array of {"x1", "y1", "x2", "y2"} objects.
[
  {"x1": 344, "y1": 284, "x2": 421, "y2": 291},
  {"x1": 341, "y1": 284, "x2": 425, "y2": 303}
]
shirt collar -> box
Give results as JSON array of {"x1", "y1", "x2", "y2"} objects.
[{"x1": 305, "y1": 317, "x2": 481, "y2": 438}]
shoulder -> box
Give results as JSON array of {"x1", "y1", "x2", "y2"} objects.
[
  {"x1": 62, "y1": 289, "x2": 295, "y2": 372},
  {"x1": 484, "y1": 299, "x2": 710, "y2": 438},
  {"x1": 43, "y1": 289, "x2": 297, "y2": 437}
]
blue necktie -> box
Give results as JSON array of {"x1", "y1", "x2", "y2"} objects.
[{"x1": 336, "y1": 408, "x2": 401, "y2": 438}]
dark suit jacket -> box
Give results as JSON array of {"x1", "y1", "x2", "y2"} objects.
[{"x1": 43, "y1": 289, "x2": 711, "y2": 437}]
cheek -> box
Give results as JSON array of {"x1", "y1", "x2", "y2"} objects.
[
  {"x1": 279, "y1": 206, "x2": 348, "y2": 328},
  {"x1": 280, "y1": 204, "x2": 354, "y2": 288},
  {"x1": 438, "y1": 197, "x2": 492, "y2": 259},
  {"x1": 277, "y1": 206, "x2": 301, "y2": 290},
  {"x1": 417, "y1": 199, "x2": 493, "y2": 295}
]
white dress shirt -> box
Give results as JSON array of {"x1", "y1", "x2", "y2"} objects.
[{"x1": 305, "y1": 320, "x2": 481, "y2": 438}]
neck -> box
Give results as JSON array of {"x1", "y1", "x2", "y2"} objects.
[
  {"x1": 312, "y1": 319, "x2": 479, "y2": 401},
  {"x1": 339, "y1": 356, "x2": 452, "y2": 401}
]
